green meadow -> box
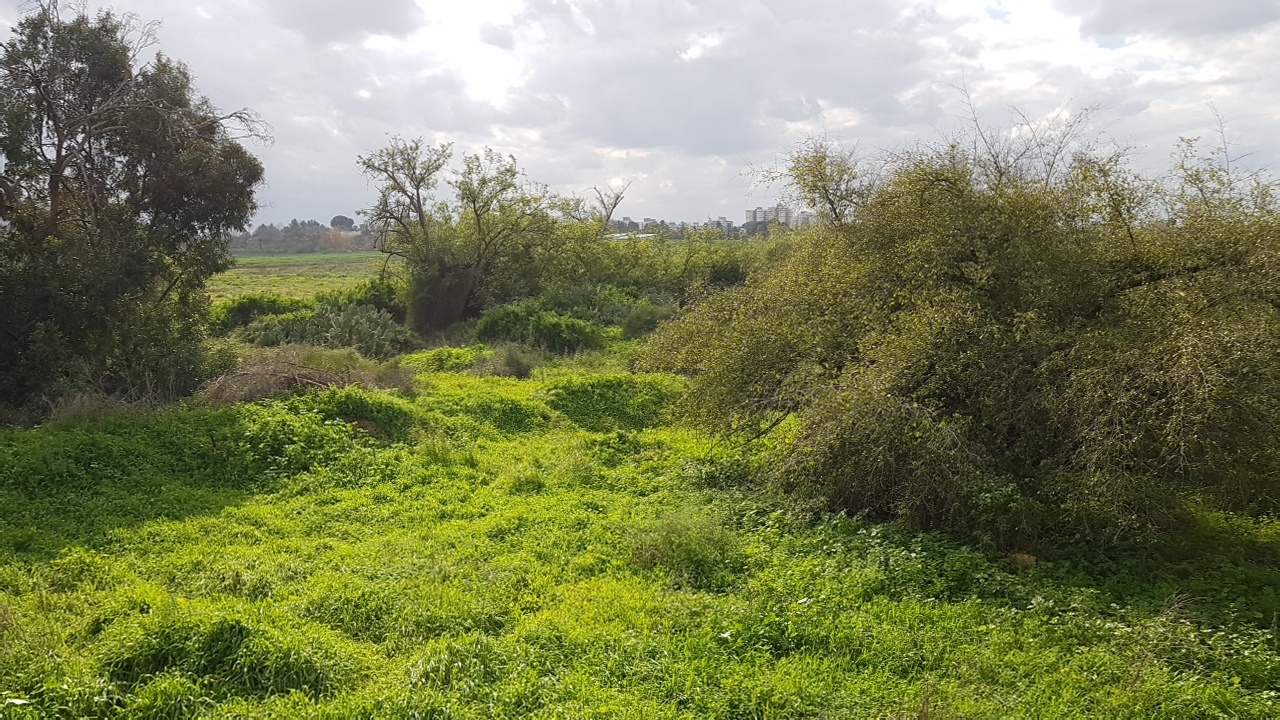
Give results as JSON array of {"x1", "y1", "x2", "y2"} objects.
[
  {"x1": 2, "y1": 348, "x2": 1279, "y2": 717},
  {"x1": 207, "y1": 253, "x2": 396, "y2": 302}
]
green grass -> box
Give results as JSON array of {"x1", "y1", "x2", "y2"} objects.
[
  {"x1": 2, "y1": 358, "x2": 1279, "y2": 717},
  {"x1": 208, "y1": 253, "x2": 395, "y2": 302}
]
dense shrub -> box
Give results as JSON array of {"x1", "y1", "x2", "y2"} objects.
[
  {"x1": 474, "y1": 302, "x2": 540, "y2": 342},
  {"x1": 401, "y1": 345, "x2": 489, "y2": 373},
  {"x1": 321, "y1": 303, "x2": 418, "y2": 359},
  {"x1": 471, "y1": 343, "x2": 539, "y2": 379},
  {"x1": 292, "y1": 386, "x2": 423, "y2": 441},
  {"x1": 317, "y1": 277, "x2": 409, "y2": 323},
  {"x1": 202, "y1": 345, "x2": 415, "y2": 406},
  {"x1": 642, "y1": 127, "x2": 1280, "y2": 542},
  {"x1": 99, "y1": 605, "x2": 363, "y2": 700},
  {"x1": 234, "y1": 310, "x2": 317, "y2": 347},
  {"x1": 545, "y1": 374, "x2": 678, "y2": 432},
  {"x1": 210, "y1": 294, "x2": 314, "y2": 334},
  {"x1": 534, "y1": 222, "x2": 787, "y2": 300},
  {"x1": 632, "y1": 510, "x2": 744, "y2": 591},
  {"x1": 475, "y1": 302, "x2": 605, "y2": 354},
  {"x1": 526, "y1": 312, "x2": 606, "y2": 353},
  {"x1": 537, "y1": 284, "x2": 641, "y2": 326},
  {"x1": 0, "y1": 4, "x2": 263, "y2": 413},
  {"x1": 621, "y1": 300, "x2": 677, "y2": 339}
]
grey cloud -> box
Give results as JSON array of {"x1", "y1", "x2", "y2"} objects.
[
  {"x1": 1055, "y1": 0, "x2": 1280, "y2": 38},
  {"x1": 516, "y1": 0, "x2": 951, "y2": 157},
  {"x1": 260, "y1": 0, "x2": 422, "y2": 43},
  {"x1": 479, "y1": 23, "x2": 516, "y2": 50},
  {"x1": 4, "y1": 0, "x2": 1279, "y2": 224}
]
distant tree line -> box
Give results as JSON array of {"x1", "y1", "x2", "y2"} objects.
[{"x1": 228, "y1": 216, "x2": 375, "y2": 253}]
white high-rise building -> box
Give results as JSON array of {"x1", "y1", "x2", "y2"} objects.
[{"x1": 748, "y1": 204, "x2": 794, "y2": 225}]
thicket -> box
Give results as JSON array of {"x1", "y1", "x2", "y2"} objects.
[
  {"x1": 475, "y1": 302, "x2": 606, "y2": 354},
  {"x1": 316, "y1": 278, "x2": 409, "y2": 324},
  {"x1": 642, "y1": 119, "x2": 1280, "y2": 543},
  {"x1": 358, "y1": 134, "x2": 785, "y2": 336},
  {"x1": 210, "y1": 294, "x2": 315, "y2": 333}
]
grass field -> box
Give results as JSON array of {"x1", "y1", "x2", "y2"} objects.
[
  {"x1": 208, "y1": 253, "x2": 395, "y2": 302},
  {"x1": 2, "y1": 350, "x2": 1279, "y2": 717}
]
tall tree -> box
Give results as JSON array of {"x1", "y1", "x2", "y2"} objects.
[
  {"x1": 0, "y1": 1, "x2": 265, "y2": 409},
  {"x1": 358, "y1": 138, "x2": 555, "y2": 334}
]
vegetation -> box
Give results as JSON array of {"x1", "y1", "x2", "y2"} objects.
[
  {"x1": 642, "y1": 121, "x2": 1280, "y2": 544},
  {"x1": 229, "y1": 218, "x2": 374, "y2": 254},
  {"x1": 210, "y1": 294, "x2": 316, "y2": 334},
  {"x1": 207, "y1": 253, "x2": 393, "y2": 303},
  {"x1": 0, "y1": 2, "x2": 264, "y2": 412},
  {"x1": 358, "y1": 139, "x2": 559, "y2": 334},
  {"x1": 3, "y1": 3, "x2": 1278, "y2": 715},
  {"x1": 235, "y1": 301, "x2": 418, "y2": 360},
  {"x1": 2, "y1": 357, "x2": 1279, "y2": 716}
]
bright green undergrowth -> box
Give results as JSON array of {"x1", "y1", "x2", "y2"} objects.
[{"x1": 2, "y1": 360, "x2": 1279, "y2": 717}]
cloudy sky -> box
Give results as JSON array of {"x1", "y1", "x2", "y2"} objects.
[{"x1": 3, "y1": 0, "x2": 1279, "y2": 225}]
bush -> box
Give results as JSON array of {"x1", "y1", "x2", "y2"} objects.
[
  {"x1": 317, "y1": 278, "x2": 409, "y2": 323},
  {"x1": 201, "y1": 346, "x2": 416, "y2": 406},
  {"x1": 537, "y1": 284, "x2": 640, "y2": 326},
  {"x1": 545, "y1": 374, "x2": 677, "y2": 432},
  {"x1": 401, "y1": 345, "x2": 489, "y2": 373},
  {"x1": 320, "y1": 303, "x2": 418, "y2": 359},
  {"x1": 210, "y1": 294, "x2": 314, "y2": 334},
  {"x1": 632, "y1": 510, "x2": 743, "y2": 591},
  {"x1": 641, "y1": 125, "x2": 1280, "y2": 542},
  {"x1": 526, "y1": 312, "x2": 605, "y2": 354},
  {"x1": 621, "y1": 300, "x2": 677, "y2": 339},
  {"x1": 472, "y1": 344, "x2": 540, "y2": 379},
  {"x1": 234, "y1": 310, "x2": 317, "y2": 348},
  {"x1": 474, "y1": 302, "x2": 541, "y2": 342},
  {"x1": 475, "y1": 302, "x2": 605, "y2": 354},
  {"x1": 292, "y1": 386, "x2": 422, "y2": 441},
  {"x1": 236, "y1": 303, "x2": 417, "y2": 360}
]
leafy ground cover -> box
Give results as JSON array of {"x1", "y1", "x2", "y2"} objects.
[
  {"x1": 2, "y1": 355, "x2": 1279, "y2": 718},
  {"x1": 208, "y1": 254, "x2": 396, "y2": 302}
]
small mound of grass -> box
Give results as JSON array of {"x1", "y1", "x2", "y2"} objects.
[
  {"x1": 632, "y1": 510, "x2": 744, "y2": 591},
  {"x1": 98, "y1": 601, "x2": 366, "y2": 701},
  {"x1": 401, "y1": 345, "x2": 489, "y2": 374},
  {"x1": 545, "y1": 373, "x2": 679, "y2": 432}
]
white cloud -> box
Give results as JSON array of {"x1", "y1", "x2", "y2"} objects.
[
  {"x1": 1, "y1": 0, "x2": 1278, "y2": 222},
  {"x1": 679, "y1": 32, "x2": 723, "y2": 60}
]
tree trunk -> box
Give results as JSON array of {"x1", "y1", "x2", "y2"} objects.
[{"x1": 407, "y1": 267, "x2": 479, "y2": 336}]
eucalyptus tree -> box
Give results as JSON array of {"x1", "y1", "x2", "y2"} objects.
[{"x1": 0, "y1": 1, "x2": 265, "y2": 409}]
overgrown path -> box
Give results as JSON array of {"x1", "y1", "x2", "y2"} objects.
[{"x1": 2, "y1": 366, "x2": 1278, "y2": 717}]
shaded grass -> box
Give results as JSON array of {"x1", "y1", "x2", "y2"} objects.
[{"x1": 1, "y1": 362, "x2": 1279, "y2": 717}]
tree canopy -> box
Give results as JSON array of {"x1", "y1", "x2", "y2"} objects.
[{"x1": 0, "y1": 1, "x2": 265, "y2": 410}]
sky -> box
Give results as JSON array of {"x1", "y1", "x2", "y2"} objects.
[{"x1": 2, "y1": 0, "x2": 1279, "y2": 225}]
